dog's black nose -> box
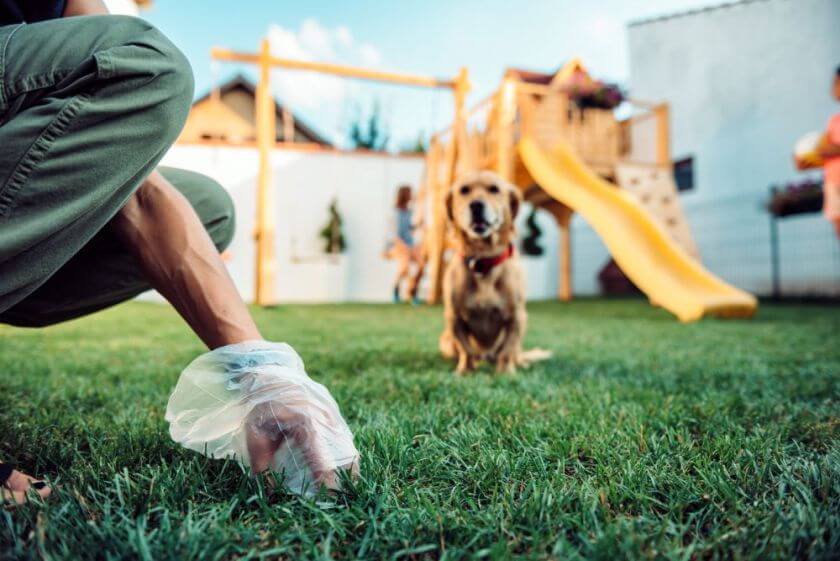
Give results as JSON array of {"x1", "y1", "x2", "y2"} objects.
[{"x1": 469, "y1": 201, "x2": 485, "y2": 220}]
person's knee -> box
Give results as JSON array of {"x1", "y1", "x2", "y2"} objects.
[
  {"x1": 140, "y1": 26, "x2": 194, "y2": 143},
  {"x1": 101, "y1": 16, "x2": 195, "y2": 143}
]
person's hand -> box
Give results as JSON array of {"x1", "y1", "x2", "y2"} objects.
[
  {"x1": 245, "y1": 388, "x2": 360, "y2": 491},
  {"x1": 793, "y1": 154, "x2": 810, "y2": 171},
  {"x1": 166, "y1": 341, "x2": 359, "y2": 497},
  {"x1": 63, "y1": 0, "x2": 109, "y2": 17}
]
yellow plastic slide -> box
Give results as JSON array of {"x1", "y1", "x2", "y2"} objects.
[{"x1": 518, "y1": 136, "x2": 757, "y2": 322}]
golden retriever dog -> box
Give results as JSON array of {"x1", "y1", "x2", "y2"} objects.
[{"x1": 439, "y1": 171, "x2": 548, "y2": 374}]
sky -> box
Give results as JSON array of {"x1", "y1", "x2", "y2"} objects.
[{"x1": 140, "y1": 0, "x2": 719, "y2": 149}]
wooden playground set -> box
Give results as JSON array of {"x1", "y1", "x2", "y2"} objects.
[{"x1": 210, "y1": 39, "x2": 758, "y2": 322}]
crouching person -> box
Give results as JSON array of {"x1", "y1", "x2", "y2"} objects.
[{"x1": 0, "y1": 0, "x2": 358, "y2": 506}]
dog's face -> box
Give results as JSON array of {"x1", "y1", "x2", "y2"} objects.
[{"x1": 446, "y1": 171, "x2": 521, "y2": 240}]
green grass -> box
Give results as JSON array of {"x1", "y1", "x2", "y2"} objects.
[{"x1": 1, "y1": 299, "x2": 838, "y2": 560}]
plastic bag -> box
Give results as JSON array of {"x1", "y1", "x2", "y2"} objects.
[{"x1": 165, "y1": 340, "x2": 359, "y2": 496}]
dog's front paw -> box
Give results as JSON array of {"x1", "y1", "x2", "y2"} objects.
[
  {"x1": 455, "y1": 354, "x2": 475, "y2": 375},
  {"x1": 495, "y1": 354, "x2": 517, "y2": 375}
]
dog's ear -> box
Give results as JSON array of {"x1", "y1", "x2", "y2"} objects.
[
  {"x1": 445, "y1": 188, "x2": 455, "y2": 223},
  {"x1": 507, "y1": 182, "x2": 522, "y2": 221}
]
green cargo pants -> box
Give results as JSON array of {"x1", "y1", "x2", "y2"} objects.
[{"x1": 0, "y1": 16, "x2": 235, "y2": 327}]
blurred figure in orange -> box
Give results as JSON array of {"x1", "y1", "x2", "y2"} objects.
[{"x1": 819, "y1": 66, "x2": 840, "y2": 238}]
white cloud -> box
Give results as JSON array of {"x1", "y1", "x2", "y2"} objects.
[
  {"x1": 266, "y1": 24, "x2": 311, "y2": 61},
  {"x1": 298, "y1": 18, "x2": 335, "y2": 59},
  {"x1": 264, "y1": 19, "x2": 386, "y2": 145},
  {"x1": 358, "y1": 43, "x2": 382, "y2": 67},
  {"x1": 335, "y1": 26, "x2": 354, "y2": 49},
  {"x1": 587, "y1": 16, "x2": 622, "y2": 39}
]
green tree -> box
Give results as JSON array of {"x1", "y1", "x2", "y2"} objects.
[
  {"x1": 348, "y1": 101, "x2": 389, "y2": 151},
  {"x1": 400, "y1": 132, "x2": 427, "y2": 155},
  {"x1": 319, "y1": 199, "x2": 346, "y2": 254}
]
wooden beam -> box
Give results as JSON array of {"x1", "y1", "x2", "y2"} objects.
[
  {"x1": 655, "y1": 103, "x2": 671, "y2": 168},
  {"x1": 211, "y1": 47, "x2": 456, "y2": 90},
  {"x1": 254, "y1": 38, "x2": 277, "y2": 306},
  {"x1": 545, "y1": 204, "x2": 573, "y2": 302},
  {"x1": 212, "y1": 41, "x2": 464, "y2": 306},
  {"x1": 559, "y1": 218, "x2": 572, "y2": 302},
  {"x1": 424, "y1": 138, "x2": 446, "y2": 304}
]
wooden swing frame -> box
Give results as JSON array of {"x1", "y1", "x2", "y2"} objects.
[{"x1": 211, "y1": 39, "x2": 470, "y2": 306}]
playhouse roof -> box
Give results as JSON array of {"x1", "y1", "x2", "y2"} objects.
[
  {"x1": 505, "y1": 67, "x2": 556, "y2": 85},
  {"x1": 188, "y1": 74, "x2": 332, "y2": 146},
  {"x1": 504, "y1": 59, "x2": 592, "y2": 88}
]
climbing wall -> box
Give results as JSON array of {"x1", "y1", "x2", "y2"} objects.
[{"x1": 615, "y1": 163, "x2": 700, "y2": 260}]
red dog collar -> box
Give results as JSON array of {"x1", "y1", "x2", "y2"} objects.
[{"x1": 464, "y1": 244, "x2": 514, "y2": 275}]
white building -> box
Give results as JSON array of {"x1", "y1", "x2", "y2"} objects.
[{"x1": 571, "y1": 0, "x2": 840, "y2": 297}]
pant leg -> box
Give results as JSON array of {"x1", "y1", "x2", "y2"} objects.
[
  {"x1": 0, "y1": 167, "x2": 235, "y2": 327},
  {"x1": 0, "y1": 15, "x2": 194, "y2": 313}
]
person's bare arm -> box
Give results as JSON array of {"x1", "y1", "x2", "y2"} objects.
[
  {"x1": 63, "y1": 0, "x2": 109, "y2": 16},
  {"x1": 110, "y1": 171, "x2": 262, "y2": 349},
  {"x1": 112, "y1": 173, "x2": 357, "y2": 483}
]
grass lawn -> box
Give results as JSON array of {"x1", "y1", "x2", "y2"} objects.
[{"x1": 1, "y1": 299, "x2": 838, "y2": 560}]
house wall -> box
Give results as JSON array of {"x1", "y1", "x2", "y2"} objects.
[
  {"x1": 570, "y1": 0, "x2": 840, "y2": 297},
  {"x1": 152, "y1": 145, "x2": 562, "y2": 303},
  {"x1": 178, "y1": 90, "x2": 316, "y2": 144},
  {"x1": 222, "y1": 89, "x2": 258, "y2": 129}
]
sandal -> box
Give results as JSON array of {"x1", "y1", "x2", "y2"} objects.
[{"x1": 1, "y1": 461, "x2": 50, "y2": 507}]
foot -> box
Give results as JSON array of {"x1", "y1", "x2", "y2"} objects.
[
  {"x1": 392, "y1": 285, "x2": 401, "y2": 303},
  {"x1": 495, "y1": 354, "x2": 517, "y2": 374},
  {"x1": 1, "y1": 463, "x2": 51, "y2": 507},
  {"x1": 455, "y1": 353, "x2": 475, "y2": 375}
]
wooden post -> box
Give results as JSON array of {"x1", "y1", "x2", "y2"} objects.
[
  {"x1": 427, "y1": 67, "x2": 471, "y2": 304},
  {"x1": 254, "y1": 38, "x2": 277, "y2": 306},
  {"x1": 451, "y1": 66, "x2": 472, "y2": 175},
  {"x1": 425, "y1": 136, "x2": 454, "y2": 305},
  {"x1": 421, "y1": 138, "x2": 442, "y2": 298},
  {"x1": 546, "y1": 204, "x2": 573, "y2": 302},
  {"x1": 655, "y1": 103, "x2": 671, "y2": 168},
  {"x1": 559, "y1": 216, "x2": 572, "y2": 301},
  {"x1": 495, "y1": 77, "x2": 516, "y2": 181}
]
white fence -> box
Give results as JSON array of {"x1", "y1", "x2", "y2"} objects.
[{"x1": 152, "y1": 146, "x2": 838, "y2": 305}]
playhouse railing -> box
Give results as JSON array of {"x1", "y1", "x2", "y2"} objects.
[
  {"x1": 619, "y1": 98, "x2": 672, "y2": 168},
  {"x1": 510, "y1": 82, "x2": 622, "y2": 178}
]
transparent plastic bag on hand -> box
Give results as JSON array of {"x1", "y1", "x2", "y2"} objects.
[{"x1": 165, "y1": 340, "x2": 359, "y2": 496}]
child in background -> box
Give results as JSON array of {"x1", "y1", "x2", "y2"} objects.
[
  {"x1": 386, "y1": 185, "x2": 423, "y2": 303},
  {"x1": 819, "y1": 66, "x2": 840, "y2": 238}
]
